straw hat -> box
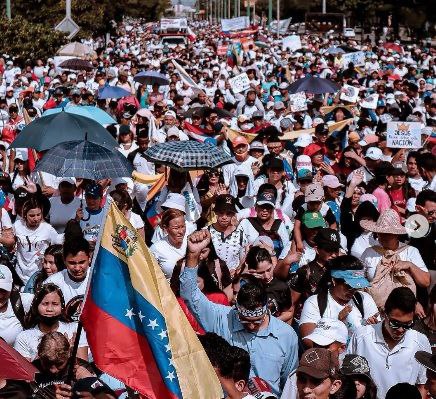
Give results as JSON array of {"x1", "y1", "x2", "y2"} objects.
[{"x1": 360, "y1": 209, "x2": 406, "y2": 235}]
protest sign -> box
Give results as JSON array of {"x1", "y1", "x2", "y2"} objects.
[
  {"x1": 269, "y1": 17, "x2": 292, "y2": 34},
  {"x1": 342, "y1": 51, "x2": 365, "y2": 68},
  {"x1": 221, "y1": 17, "x2": 249, "y2": 32},
  {"x1": 282, "y1": 35, "x2": 302, "y2": 52},
  {"x1": 360, "y1": 93, "x2": 379, "y2": 110},
  {"x1": 160, "y1": 18, "x2": 187, "y2": 30},
  {"x1": 387, "y1": 122, "x2": 422, "y2": 148},
  {"x1": 340, "y1": 84, "x2": 359, "y2": 103},
  {"x1": 289, "y1": 92, "x2": 307, "y2": 112},
  {"x1": 229, "y1": 72, "x2": 250, "y2": 93}
]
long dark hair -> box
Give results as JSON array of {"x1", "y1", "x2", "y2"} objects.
[
  {"x1": 25, "y1": 283, "x2": 66, "y2": 328},
  {"x1": 32, "y1": 245, "x2": 65, "y2": 293}
]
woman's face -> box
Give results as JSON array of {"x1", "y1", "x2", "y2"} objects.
[
  {"x1": 38, "y1": 292, "x2": 62, "y2": 318},
  {"x1": 15, "y1": 159, "x2": 25, "y2": 171},
  {"x1": 25, "y1": 207, "x2": 43, "y2": 228},
  {"x1": 354, "y1": 378, "x2": 368, "y2": 399},
  {"x1": 351, "y1": 188, "x2": 362, "y2": 206},
  {"x1": 393, "y1": 174, "x2": 406, "y2": 186},
  {"x1": 43, "y1": 255, "x2": 58, "y2": 276},
  {"x1": 207, "y1": 171, "x2": 219, "y2": 185},
  {"x1": 325, "y1": 186, "x2": 341, "y2": 200},
  {"x1": 335, "y1": 109, "x2": 345, "y2": 121},
  {"x1": 119, "y1": 133, "x2": 131, "y2": 144},
  {"x1": 256, "y1": 204, "x2": 274, "y2": 222},
  {"x1": 268, "y1": 168, "x2": 283, "y2": 184},
  {"x1": 311, "y1": 152, "x2": 323, "y2": 167},
  {"x1": 332, "y1": 278, "x2": 356, "y2": 303},
  {"x1": 165, "y1": 216, "x2": 186, "y2": 246},
  {"x1": 236, "y1": 176, "x2": 248, "y2": 191}
]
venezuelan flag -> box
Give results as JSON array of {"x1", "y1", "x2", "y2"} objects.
[{"x1": 81, "y1": 201, "x2": 222, "y2": 399}]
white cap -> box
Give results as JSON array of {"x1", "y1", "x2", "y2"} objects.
[
  {"x1": 295, "y1": 133, "x2": 313, "y2": 148},
  {"x1": 59, "y1": 177, "x2": 76, "y2": 186},
  {"x1": 164, "y1": 110, "x2": 177, "y2": 119},
  {"x1": 14, "y1": 150, "x2": 28, "y2": 162},
  {"x1": 0, "y1": 264, "x2": 13, "y2": 291},
  {"x1": 303, "y1": 318, "x2": 348, "y2": 345},
  {"x1": 365, "y1": 147, "x2": 383, "y2": 161},
  {"x1": 76, "y1": 82, "x2": 86, "y2": 89},
  {"x1": 295, "y1": 155, "x2": 312, "y2": 171},
  {"x1": 161, "y1": 193, "x2": 186, "y2": 213},
  {"x1": 167, "y1": 126, "x2": 180, "y2": 138}
]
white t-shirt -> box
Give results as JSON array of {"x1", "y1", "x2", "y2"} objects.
[
  {"x1": 128, "y1": 211, "x2": 144, "y2": 230},
  {"x1": 79, "y1": 208, "x2": 105, "y2": 243},
  {"x1": 13, "y1": 220, "x2": 63, "y2": 284},
  {"x1": 44, "y1": 269, "x2": 90, "y2": 305},
  {"x1": 222, "y1": 156, "x2": 257, "y2": 187},
  {"x1": 300, "y1": 291, "x2": 378, "y2": 335},
  {"x1": 49, "y1": 196, "x2": 82, "y2": 233},
  {"x1": 150, "y1": 235, "x2": 187, "y2": 279},
  {"x1": 14, "y1": 321, "x2": 88, "y2": 361},
  {"x1": 1, "y1": 208, "x2": 12, "y2": 230},
  {"x1": 362, "y1": 245, "x2": 428, "y2": 281},
  {"x1": 408, "y1": 176, "x2": 427, "y2": 193},
  {"x1": 0, "y1": 293, "x2": 33, "y2": 345},
  {"x1": 351, "y1": 232, "x2": 379, "y2": 259}
]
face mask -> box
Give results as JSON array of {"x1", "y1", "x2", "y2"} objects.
[{"x1": 39, "y1": 314, "x2": 61, "y2": 326}]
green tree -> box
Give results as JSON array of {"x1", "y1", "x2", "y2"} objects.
[{"x1": 0, "y1": 15, "x2": 67, "y2": 60}]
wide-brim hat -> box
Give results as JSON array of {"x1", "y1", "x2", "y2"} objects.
[
  {"x1": 415, "y1": 351, "x2": 436, "y2": 374},
  {"x1": 360, "y1": 208, "x2": 406, "y2": 235}
]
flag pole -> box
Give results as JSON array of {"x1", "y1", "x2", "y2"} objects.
[{"x1": 65, "y1": 322, "x2": 83, "y2": 385}]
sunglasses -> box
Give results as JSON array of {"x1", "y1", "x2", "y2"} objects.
[
  {"x1": 387, "y1": 317, "x2": 414, "y2": 330},
  {"x1": 207, "y1": 171, "x2": 219, "y2": 177}
]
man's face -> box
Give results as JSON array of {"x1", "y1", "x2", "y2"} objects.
[
  {"x1": 384, "y1": 308, "x2": 415, "y2": 342},
  {"x1": 418, "y1": 200, "x2": 436, "y2": 224},
  {"x1": 137, "y1": 137, "x2": 150, "y2": 153},
  {"x1": 407, "y1": 156, "x2": 419, "y2": 176},
  {"x1": 246, "y1": 93, "x2": 256, "y2": 106},
  {"x1": 237, "y1": 308, "x2": 267, "y2": 332},
  {"x1": 316, "y1": 247, "x2": 339, "y2": 263},
  {"x1": 65, "y1": 251, "x2": 90, "y2": 282},
  {"x1": 164, "y1": 115, "x2": 176, "y2": 126}
]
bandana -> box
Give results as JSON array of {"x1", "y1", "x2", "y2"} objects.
[{"x1": 236, "y1": 304, "x2": 267, "y2": 318}]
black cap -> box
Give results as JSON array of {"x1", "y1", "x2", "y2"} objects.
[
  {"x1": 313, "y1": 228, "x2": 341, "y2": 251},
  {"x1": 341, "y1": 354, "x2": 373, "y2": 381},
  {"x1": 54, "y1": 88, "x2": 63, "y2": 96},
  {"x1": 267, "y1": 157, "x2": 284, "y2": 171},
  {"x1": 214, "y1": 194, "x2": 237, "y2": 213},
  {"x1": 315, "y1": 123, "x2": 329, "y2": 135},
  {"x1": 119, "y1": 125, "x2": 131, "y2": 135}
]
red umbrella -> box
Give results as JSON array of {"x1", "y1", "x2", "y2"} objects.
[
  {"x1": 383, "y1": 42, "x2": 404, "y2": 54},
  {"x1": 0, "y1": 340, "x2": 38, "y2": 381}
]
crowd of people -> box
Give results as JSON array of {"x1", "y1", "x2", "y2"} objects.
[{"x1": 0, "y1": 16, "x2": 436, "y2": 399}]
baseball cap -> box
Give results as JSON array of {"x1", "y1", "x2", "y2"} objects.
[
  {"x1": 330, "y1": 269, "x2": 370, "y2": 288},
  {"x1": 313, "y1": 228, "x2": 340, "y2": 250},
  {"x1": 14, "y1": 151, "x2": 28, "y2": 162},
  {"x1": 295, "y1": 155, "x2": 312, "y2": 171},
  {"x1": 250, "y1": 141, "x2": 264, "y2": 151},
  {"x1": 322, "y1": 175, "x2": 344, "y2": 189},
  {"x1": 161, "y1": 193, "x2": 186, "y2": 213},
  {"x1": 358, "y1": 134, "x2": 379, "y2": 146},
  {"x1": 280, "y1": 118, "x2": 293, "y2": 130},
  {"x1": 253, "y1": 235, "x2": 275, "y2": 251},
  {"x1": 304, "y1": 182, "x2": 324, "y2": 202},
  {"x1": 365, "y1": 147, "x2": 383, "y2": 160},
  {"x1": 303, "y1": 318, "x2": 348, "y2": 345},
  {"x1": 72, "y1": 377, "x2": 116, "y2": 399},
  {"x1": 297, "y1": 348, "x2": 339, "y2": 379},
  {"x1": 232, "y1": 136, "x2": 249, "y2": 147},
  {"x1": 279, "y1": 82, "x2": 289, "y2": 90},
  {"x1": 341, "y1": 354, "x2": 373, "y2": 382},
  {"x1": 167, "y1": 127, "x2": 180, "y2": 138},
  {"x1": 303, "y1": 143, "x2": 322, "y2": 157},
  {"x1": 164, "y1": 110, "x2": 177, "y2": 118},
  {"x1": 85, "y1": 183, "x2": 103, "y2": 198},
  {"x1": 302, "y1": 211, "x2": 327, "y2": 229},
  {"x1": 256, "y1": 191, "x2": 276, "y2": 207},
  {"x1": 0, "y1": 264, "x2": 13, "y2": 291},
  {"x1": 267, "y1": 157, "x2": 284, "y2": 171},
  {"x1": 294, "y1": 134, "x2": 312, "y2": 148},
  {"x1": 59, "y1": 177, "x2": 76, "y2": 186},
  {"x1": 315, "y1": 123, "x2": 329, "y2": 135},
  {"x1": 252, "y1": 110, "x2": 264, "y2": 119},
  {"x1": 273, "y1": 101, "x2": 285, "y2": 110},
  {"x1": 215, "y1": 194, "x2": 237, "y2": 213},
  {"x1": 297, "y1": 169, "x2": 313, "y2": 181}
]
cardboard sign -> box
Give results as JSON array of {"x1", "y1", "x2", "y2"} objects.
[
  {"x1": 160, "y1": 18, "x2": 188, "y2": 30},
  {"x1": 340, "y1": 84, "x2": 359, "y2": 103},
  {"x1": 360, "y1": 93, "x2": 379, "y2": 110},
  {"x1": 289, "y1": 92, "x2": 307, "y2": 112},
  {"x1": 387, "y1": 121, "x2": 422, "y2": 148},
  {"x1": 229, "y1": 72, "x2": 250, "y2": 93},
  {"x1": 342, "y1": 51, "x2": 365, "y2": 68},
  {"x1": 282, "y1": 35, "x2": 302, "y2": 52},
  {"x1": 221, "y1": 16, "x2": 249, "y2": 32}
]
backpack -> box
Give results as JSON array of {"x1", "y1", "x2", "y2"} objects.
[
  {"x1": 317, "y1": 288, "x2": 365, "y2": 319},
  {"x1": 247, "y1": 217, "x2": 284, "y2": 256}
]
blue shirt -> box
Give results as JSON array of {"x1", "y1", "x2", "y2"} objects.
[{"x1": 180, "y1": 267, "x2": 298, "y2": 395}]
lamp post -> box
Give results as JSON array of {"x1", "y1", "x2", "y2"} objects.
[{"x1": 6, "y1": 0, "x2": 11, "y2": 19}]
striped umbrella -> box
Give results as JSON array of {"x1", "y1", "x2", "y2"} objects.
[{"x1": 143, "y1": 141, "x2": 233, "y2": 171}]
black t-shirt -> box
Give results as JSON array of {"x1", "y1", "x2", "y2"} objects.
[
  {"x1": 410, "y1": 224, "x2": 436, "y2": 271},
  {"x1": 265, "y1": 278, "x2": 291, "y2": 316}
]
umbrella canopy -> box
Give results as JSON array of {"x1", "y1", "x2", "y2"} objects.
[
  {"x1": 43, "y1": 106, "x2": 116, "y2": 126},
  {"x1": 254, "y1": 41, "x2": 269, "y2": 48},
  {"x1": 384, "y1": 42, "x2": 404, "y2": 54},
  {"x1": 59, "y1": 58, "x2": 94, "y2": 71},
  {"x1": 184, "y1": 106, "x2": 233, "y2": 119},
  {"x1": 288, "y1": 76, "x2": 341, "y2": 94},
  {"x1": 35, "y1": 140, "x2": 133, "y2": 179},
  {"x1": 0, "y1": 339, "x2": 38, "y2": 381},
  {"x1": 144, "y1": 141, "x2": 233, "y2": 171},
  {"x1": 57, "y1": 42, "x2": 95, "y2": 58},
  {"x1": 325, "y1": 46, "x2": 345, "y2": 55},
  {"x1": 9, "y1": 111, "x2": 118, "y2": 151},
  {"x1": 338, "y1": 45, "x2": 358, "y2": 53},
  {"x1": 98, "y1": 85, "x2": 131, "y2": 99},
  {"x1": 134, "y1": 71, "x2": 169, "y2": 86}
]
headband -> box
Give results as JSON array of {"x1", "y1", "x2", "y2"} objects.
[{"x1": 236, "y1": 304, "x2": 267, "y2": 318}]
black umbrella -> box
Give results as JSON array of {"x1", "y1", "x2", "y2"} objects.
[
  {"x1": 34, "y1": 140, "x2": 133, "y2": 179},
  {"x1": 9, "y1": 111, "x2": 118, "y2": 151},
  {"x1": 288, "y1": 76, "x2": 341, "y2": 94},
  {"x1": 59, "y1": 58, "x2": 94, "y2": 71},
  {"x1": 184, "y1": 106, "x2": 233, "y2": 119},
  {"x1": 134, "y1": 71, "x2": 169, "y2": 86}
]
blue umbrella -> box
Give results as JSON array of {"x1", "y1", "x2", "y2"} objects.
[
  {"x1": 43, "y1": 106, "x2": 116, "y2": 125},
  {"x1": 34, "y1": 139, "x2": 133, "y2": 179},
  {"x1": 98, "y1": 84, "x2": 131, "y2": 99},
  {"x1": 288, "y1": 76, "x2": 341, "y2": 94},
  {"x1": 134, "y1": 71, "x2": 169, "y2": 86}
]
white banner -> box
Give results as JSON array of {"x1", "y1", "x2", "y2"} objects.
[
  {"x1": 289, "y1": 92, "x2": 307, "y2": 112},
  {"x1": 360, "y1": 93, "x2": 379, "y2": 110},
  {"x1": 282, "y1": 35, "x2": 301, "y2": 52},
  {"x1": 342, "y1": 51, "x2": 366, "y2": 68},
  {"x1": 269, "y1": 17, "x2": 292, "y2": 34},
  {"x1": 229, "y1": 72, "x2": 250, "y2": 93},
  {"x1": 160, "y1": 18, "x2": 188, "y2": 30},
  {"x1": 387, "y1": 122, "x2": 422, "y2": 148},
  {"x1": 221, "y1": 16, "x2": 250, "y2": 32},
  {"x1": 340, "y1": 84, "x2": 359, "y2": 103}
]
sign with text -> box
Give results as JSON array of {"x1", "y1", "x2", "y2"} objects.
[
  {"x1": 221, "y1": 16, "x2": 250, "y2": 32},
  {"x1": 160, "y1": 18, "x2": 188, "y2": 30},
  {"x1": 269, "y1": 17, "x2": 292, "y2": 34},
  {"x1": 342, "y1": 51, "x2": 365, "y2": 68},
  {"x1": 229, "y1": 72, "x2": 250, "y2": 93},
  {"x1": 387, "y1": 122, "x2": 422, "y2": 148},
  {"x1": 282, "y1": 35, "x2": 302, "y2": 52},
  {"x1": 340, "y1": 84, "x2": 359, "y2": 103}
]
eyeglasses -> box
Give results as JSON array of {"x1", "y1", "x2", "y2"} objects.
[{"x1": 387, "y1": 317, "x2": 414, "y2": 330}]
